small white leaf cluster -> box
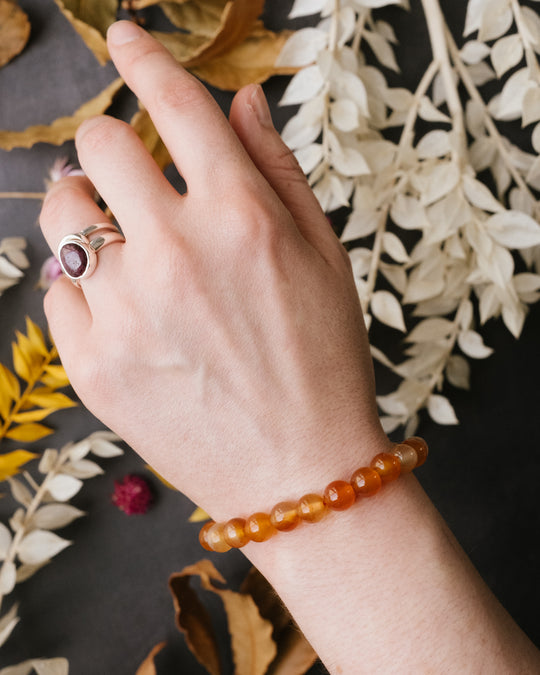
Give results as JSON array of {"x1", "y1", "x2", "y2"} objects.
[
  {"x1": 278, "y1": 1, "x2": 540, "y2": 433},
  {"x1": 0, "y1": 431, "x2": 123, "y2": 660},
  {"x1": 0, "y1": 238, "x2": 29, "y2": 296}
]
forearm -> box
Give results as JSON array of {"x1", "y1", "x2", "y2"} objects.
[{"x1": 245, "y1": 475, "x2": 540, "y2": 674}]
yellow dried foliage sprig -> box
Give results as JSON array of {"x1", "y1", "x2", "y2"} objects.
[{"x1": 0, "y1": 318, "x2": 76, "y2": 446}]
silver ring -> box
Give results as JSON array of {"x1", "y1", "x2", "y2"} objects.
[{"x1": 58, "y1": 224, "x2": 125, "y2": 287}]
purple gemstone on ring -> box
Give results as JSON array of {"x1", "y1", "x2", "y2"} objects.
[{"x1": 59, "y1": 242, "x2": 88, "y2": 278}]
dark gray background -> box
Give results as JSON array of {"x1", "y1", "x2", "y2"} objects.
[{"x1": 0, "y1": 1, "x2": 539, "y2": 673}]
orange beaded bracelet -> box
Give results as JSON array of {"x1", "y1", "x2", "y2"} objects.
[{"x1": 199, "y1": 436, "x2": 428, "y2": 553}]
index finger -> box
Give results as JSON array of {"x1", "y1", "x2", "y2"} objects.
[{"x1": 107, "y1": 21, "x2": 252, "y2": 196}]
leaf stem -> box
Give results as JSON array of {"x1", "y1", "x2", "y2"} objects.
[
  {"x1": 420, "y1": 0, "x2": 467, "y2": 161},
  {"x1": 0, "y1": 192, "x2": 46, "y2": 200}
]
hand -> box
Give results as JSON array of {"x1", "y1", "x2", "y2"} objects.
[{"x1": 39, "y1": 21, "x2": 389, "y2": 519}]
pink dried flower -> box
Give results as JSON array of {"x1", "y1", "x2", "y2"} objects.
[
  {"x1": 46, "y1": 157, "x2": 85, "y2": 188},
  {"x1": 37, "y1": 255, "x2": 63, "y2": 290},
  {"x1": 112, "y1": 475, "x2": 153, "y2": 515}
]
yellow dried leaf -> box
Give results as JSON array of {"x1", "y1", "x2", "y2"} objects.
[
  {"x1": 0, "y1": 363, "x2": 19, "y2": 401},
  {"x1": 16, "y1": 332, "x2": 44, "y2": 379},
  {"x1": 0, "y1": 0, "x2": 31, "y2": 68},
  {"x1": 130, "y1": 108, "x2": 172, "y2": 172},
  {"x1": 54, "y1": 0, "x2": 118, "y2": 65},
  {"x1": 0, "y1": 449, "x2": 37, "y2": 481},
  {"x1": 12, "y1": 408, "x2": 59, "y2": 424},
  {"x1": 190, "y1": 26, "x2": 296, "y2": 90},
  {"x1": 12, "y1": 342, "x2": 31, "y2": 382},
  {"x1": 25, "y1": 390, "x2": 76, "y2": 410},
  {"x1": 25, "y1": 317, "x2": 48, "y2": 357},
  {"x1": 5, "y1": 422, "x2": 52, "y2": 442},
  {"x1": 40, "y1": 365, "x2": 70, "y2": 388},
  {"x1": 0, "y1": 77, "x2": 124, "y2": 151},
  {"x1": 162, "y1": 0, "x2": 227, "y2": 37},
  {"x1": 0, "y1": 389, "x2": 11, "y2": 422},
  {"x1": 145, "y1": 464, "x2": 177, "y2": 490},
  {"x1": 135, "y1": 641, "x2": 167, "y2": 675},
  {"x1": 189, "y1": 506, "x2": 209, "y2": 522}
]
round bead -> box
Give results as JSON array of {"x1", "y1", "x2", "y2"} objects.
[
  {"x1": 323, "y1": 480, "x2": 356, "y2": 511},
  {"x1": 245, "y1": 512, "x2": 276, "y2": 542},
  {"x1": 223, "y1": 518, "x2": 249, "y2": 548},
  {"x1": 270, "y1": 501, "x2": 300, "y2": 531},
  {"x1": 199, "y1": 521, "x2": 215, "y2": 552},
  {"x1": 350, "y1": 467, "x2": 382, "y2": 497},
  {"x1": 370, "y1": 453, "x2": 401, "y2": 482},
  {"x1": 298, "y1": 493, "x2": 328, "y2": 523},
  {"x1": 402, "y1": 436, "x2": 429, "y2": 467},
  {"x1": 390, "y1": 443, "x2": 418, "y2": 473},
  {"x1": 206, "y1": 523, "x2": 232, "y2": 553}
]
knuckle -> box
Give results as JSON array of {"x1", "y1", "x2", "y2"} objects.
[
  {"x1": 152, "y1": 77, "x2": 210, "y2": 120},
  {"x1": 40, "y1": 184, "x2": 83, "y2": 226}
]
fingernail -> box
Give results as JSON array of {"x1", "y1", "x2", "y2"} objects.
[
  {"x1": 250, "y1": 84, "x2": 273, "y2": 128},
  {"x1": 107, "y1": 20, "x2": 144, "y2": 46}
]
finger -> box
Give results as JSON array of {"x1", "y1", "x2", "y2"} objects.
[
  {"x1": 39, "y1": 175, "x2": 125, "y2": 297},
  {"x1": 229, "y1": 84, "x2": 343, "y2": 258},
  {"x1": 106, "y1": 21, "x2": 252, "y2": 196},
  {"x1": 75, "y1": 115, "x2": 181, "y2": 236},
  {"x1": 44, "y1": 276, "x2": 92, "y2": 371}
]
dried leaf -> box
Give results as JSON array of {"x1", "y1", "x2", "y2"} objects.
[
  {"x1": 40, "y1": 365, "x2": 70, "y2": 388},
  {"x1": 53, "y1": 0, "x2": 118, "y2": 64},
  {"x1": 5, "y1": 423, "x2": 52, "y2": 442},
  {"x1": 491, "y1": 34, "x2": 523, "y2": 78},
  {"x1": 0, "y1": 77, "x2": 124, "y2": 151},
  {"x1": 161, "y1": 0, "x2": 265, "y2": 67},
  {"x1": 189, "y1": 506, "x2": 210, "y2": 522},
  {"x1": 0, "y1": 450, "x2": 37, "y2": 481},
  {"x1": 427, "y1": 394, "x2": 459, "y2": 425},
  {"x1": 0, "y1": 522, "x2": 12, "y2": 559},
  {"x1": 0, "y1": 0, "x2": 31, "y2": 68},
  {"x1": 7, "y1": 477, "x2": 32, "y2": 507},
  {"x1": 371, "y1": 291, "x2": 406, "y2": 332},
  {"x1": 135, "y1": 641, "x2": 167, "y2": 675},
  {"x1": 0, "y1": 561, "x2": 16, "y2": 595},
  {"x1": 485, "y1": 210, "x2": 540, "y2": 249},
  {"x1": 0, "y1": 658, "x2": 69, "y2": 675},
  {"x1": 168, "y1": 561, "x2": 222, "y2": 675},
  {"x1": 31, "y1": 504, "x2": 85, "y2": 530},
  {"x1": 0, "y1": 603, "x2": 19, "y2": 649},
  {"x1": 458, "y1": 330, "x2": 494, "y2": 359},
  {"x1": 46, "y1": 474, "x2": 83, "y2": 501},
  {"x1": 17, "y1": 530, "x2": 71, "y2": 565}
]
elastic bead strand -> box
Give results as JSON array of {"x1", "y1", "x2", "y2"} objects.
[{"x1": 198, "y1": 437, "x2": 428, "y2": 552}]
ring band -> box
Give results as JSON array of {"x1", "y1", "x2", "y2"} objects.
[{"x1": 58, "y1": 224, "x2": 125, "y2": 286}]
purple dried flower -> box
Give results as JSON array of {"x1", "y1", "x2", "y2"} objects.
[
  {"x1": 112, "y1": 475, "x2": 153, "y2": 515},
  {"x1": 37, "y1": 255, "x2": 63, "y2": 290},
  {"x1": 46, "y1": 157, "x2": 85, "y2": 187}
]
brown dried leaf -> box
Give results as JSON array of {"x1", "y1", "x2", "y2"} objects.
[
  {"x1": 53, "y1": 0, "x2": 118, "y2": 65},
  {"x1": 135, "y1": 641, "x2": 167, "y2": 675},
  {"x1": 0, "y1": 77, "x2": 124, "y2": 150},
  {"x1": 169, "y1": 560, "x2": 222, "y2": 675},
  {"x1": 241, "y1": 568, "x2": 317, "y2": 675},
  {"x1": 130, "y1": 107, "x2": 172, "y2": 172},
  {"x1": 162, "y1": 0, "x2": 264, "y2": 66},
  {"x1": 0, "y1": 0, "x2": 31, "y2": 68},
  {"x1": 190, "y1": 25, "x2": 295, "y2": 90}
]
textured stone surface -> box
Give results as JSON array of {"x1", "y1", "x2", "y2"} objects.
[{"x1": 59, "y1": 242, "x2": 87, "y2": 278}]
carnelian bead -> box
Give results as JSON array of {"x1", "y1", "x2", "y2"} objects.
[
  {"x1": 298, "y1": 493, "x2": 328, "y2": 523},
  {"x1": 370, "y1": 453, "x2": 401, "y2": 482},
  {"x1": 206, "y1": 523, "x2": 232, "y2": 553},
  {"x1": 350, "y1": 467, "x2": 382, "y2": 497},
  {"x1": 223, "y1": 518, "x2": 249, "y2": 548},
  {"x1": 402, "y1": 436, "x2": 429, "y2": 467},
  {"x1": 390, "y1": 443, "x2": 418, "y2": 473},
  {"x1": 270, "y1": 501, "x2": 300, "y2": 531},
  {"x1": 245, "y1": 512, "x2": 276, "y2": 542},
  {"x1": 323, "y1": 480, "x2": 356, "y2": 511},
  {"x1": 199, "y1": 521, "x2": 215, "y2": 551}
]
